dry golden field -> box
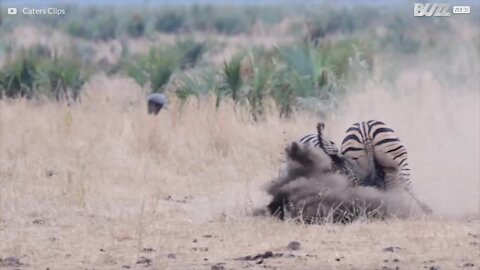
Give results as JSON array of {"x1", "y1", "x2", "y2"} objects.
[
  {"x1": 1, "y1": 7, "x2": 480, "y2": 269},
  {"x1": 1, "y1": 62, "x2": 479, "y2": 269}
]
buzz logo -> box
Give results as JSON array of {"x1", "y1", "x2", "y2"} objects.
[{"x1": 414, "y1": 3, "x2": 451, "y2": 17}]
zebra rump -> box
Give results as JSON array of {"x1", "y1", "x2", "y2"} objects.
[{"x1": 341, "y1": 120, "x2": 410, "y2": 191}]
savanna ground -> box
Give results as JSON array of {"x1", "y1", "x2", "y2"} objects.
[{"x1": 1, "y1": 2, "x2": 480, "y2": 270}]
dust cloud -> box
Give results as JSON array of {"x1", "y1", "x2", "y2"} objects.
[
  {"x1": 262, "y1": 21, "x2": 480, "y2": 219},
  {"x1": 322, "y1": 54, "x2": 480, "y2": 218},
  {"x1": 262, "y1": 141, "x2": 427, "y2": 223}
]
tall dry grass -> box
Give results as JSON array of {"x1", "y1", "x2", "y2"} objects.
[
  {"x1": 1, "y1": 20, "x2": 479, "y2": 269},
  {"x1": 1, "y1": 64, "x2": 479, "y2": 268}
]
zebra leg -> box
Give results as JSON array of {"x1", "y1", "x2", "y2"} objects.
[
  {"x1": 406, "y1": 190, "x2": 433, "y2": 215},
  {"x1": 384, "y1": 168, "x2": 433, "y2": 215}
]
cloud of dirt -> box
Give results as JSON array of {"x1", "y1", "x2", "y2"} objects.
[
  {"x1": 320, "y1": 26, "x2": 480, "y2": 218},
  {"x1": 262, "y1": 142, "x2": 426, "y2": 223}
]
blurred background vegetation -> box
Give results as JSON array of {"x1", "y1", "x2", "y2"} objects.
[{"x1": 0, "y1": 1, "x2": 478, "y2": 118}]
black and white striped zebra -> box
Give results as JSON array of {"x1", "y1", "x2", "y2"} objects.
[
  {"x1": 298, "y1": 123, "x2": 367, "y2": 186},
  {"x1": 297, "y1": 121, "x2": 411, "y2": 191},
  {"x1": 340, "y1": 120, "x2": 432, "y2": 214},
  {"x1": 340, "y1": 120, "x2": 411, "y2": 191},
  {"x1": 299, "y1": 123, "x2": 342, "y2": 164},
  {"x1": 292, "y1": 120, "x2": 431, "y2": 215}
]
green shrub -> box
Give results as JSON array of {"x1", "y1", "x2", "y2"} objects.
[
  {"x1": 245, "y1": 51, "x2": 274, "y2": 120},
  {"x1": 175, "y1": 39, "x2": 206, "y2": 68},
  {"x1": 219, "y1": 52, "x2": 245, "y2": 105},
  {"x1": 175, "y1": 70, "x2": 217, "y2": 103},
  {"x1": 213, "y1": 13, "x2": 249, "y2": 35},
  {"x1": 0, "y1": 49, "x2": 89, "y2": 102},
  {"x1": 378, "y1": 14, "x2": 420, "y2": 54},
  {"x1": 244, "y1": 5, "x2": 286, "y2": 26},
  {"x1": 126, "y1": 14, "x2": 145, "y2": 38},
  {"x1": 190, "y1": 4, "x2": 215, "y2": 31},
  {"x1": 67, "y1": 20, "x2": 93, "y2": 39},
  {"x1": 94, "y1": 14, "x2": 118, "y2": 41},
  {"x1": 0, "y1": 50, "x2": 39, "y2": 99},
  {"x1": 317, "y1": 38, "x2": 373, "y2": 78},
  {"x1": 124, "y1": 46, "x2": 183, "y2": 94},
  {"x1": 36, "y1": 55, "x2": 88, "y2": 102},
  {"x1": 154, "y1": 9, "x2": 187, "y2": 33}
]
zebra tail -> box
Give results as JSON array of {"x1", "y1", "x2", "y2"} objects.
[{"x1": 363, "y1": 138, "x2": 377, "y2": 187}]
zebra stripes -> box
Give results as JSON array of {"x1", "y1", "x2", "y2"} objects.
[
  {"x1": 298, "y1": 122, "x2": 369, "y2": 187},
  {"x1": 295, "y1": 120, "x2": 432, "y2": 214},
  {"x1": 299, "y1": 133, "x2": 340, "y2": 157},
  {"x1": 297, "y1": 120, "x2": 411, "y2": 191},
  {"x1": 298, "y1": 123, "x2": 345, "y2": 170},
  {"x1": 340, "y1": 120, "x2": 411, "y2": 191}
]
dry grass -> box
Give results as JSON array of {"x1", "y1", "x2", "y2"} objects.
[
  {"x1": 1, "y1": 19, "x2": 480, "y2": 269},
  {"x1": 1, "y1": 69, "x2": 479, "y2": 269}
]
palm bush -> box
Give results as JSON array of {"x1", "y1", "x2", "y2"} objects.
[
  {"x1": 67, "y1": 20, "x2": 94, "y2": 39},
  {"x1": 0, "y1": 50, "x2": 38, "y2": 99},
  {"x1": 124, "y1": 39, "x2": 207, "y2": 94},
  {"x1": 124, "y1": 46, "x2": 183, "y2": 94},
  {"x1": 213, "y1": 12, "x2": 249, "y2": 35},
  {"x1": 245, "y1": 52, "x2": 274, "y2": 121},
  {"x1": 94, "y1": 13, "x2": 118, "y2": 41},
  {"x1": 175, "y1": 70, "x2": 217, "y2": 103},
  {"x1": 176, "y1": 39, "x2": 206, "y2": 68},
  {"x1": 0, "y1": 49, "x2": 89, "y2": 102},
  {"x1": 35, "y1": 55, "x2": 88, "y2": 103},
  {"x1": 154, "y1": 9, "x2": 187, "y2": 33},
  {"x1": 219, "y1": 52, "x2": 245, "y2": 106},
  {"x1": 126, "y1": 14, "x2": 145, "y2": 38},
  {"x1": 190, "y1": 4, "x2": 215, "y2": 31}
]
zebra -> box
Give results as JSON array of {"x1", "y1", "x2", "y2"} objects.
[
  {"x1": 299, "y1": 123, "x2": 344, "y2": 168},
  {"x1": 340, "y1": 120, "x2": 410, "y2": 191},
  {"x1": 298, "y1": 120, "x2": 432, "y2": 214},
  {"x1": 298, "y1": 123, "x2": 371, "y2": 187}
]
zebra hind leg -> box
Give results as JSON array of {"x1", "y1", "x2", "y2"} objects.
[{"x1": 407, "y1": 190, "x2": 433, "y2": 215}]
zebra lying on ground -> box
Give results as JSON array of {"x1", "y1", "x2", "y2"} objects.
[
  {"x1": 267, "y1": 120, "x2": 432, "y2": 221},
  {"x1": 264, "y1": 141, "x2": 427, "y2": 223}
]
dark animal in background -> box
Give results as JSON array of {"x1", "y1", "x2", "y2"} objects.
[{"x1": 147, "y1": 93, "x2": 167, "y2": 115}]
